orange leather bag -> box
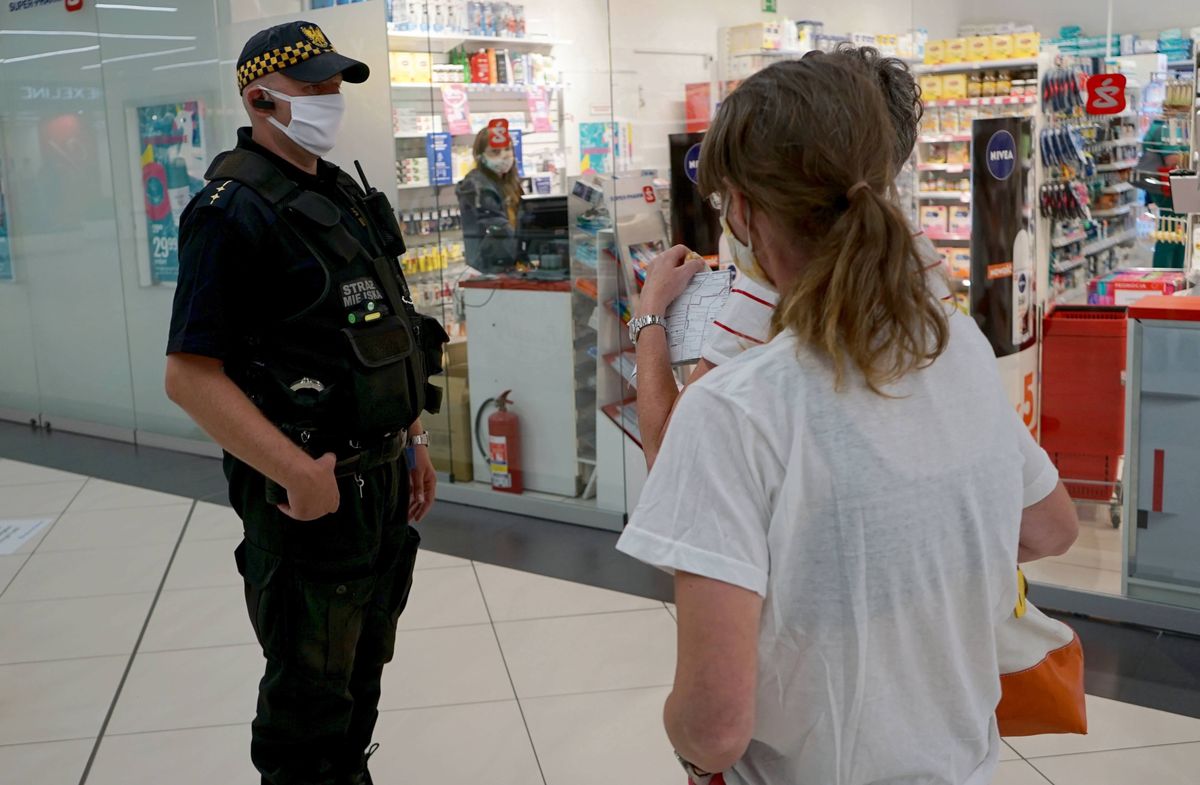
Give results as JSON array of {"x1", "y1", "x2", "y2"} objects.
[{"x1": 995, "y1": 569, "x2": 1088, "y2": 736}]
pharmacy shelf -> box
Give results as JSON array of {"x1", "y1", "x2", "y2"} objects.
[
  {"x1": 918, "y1": 163, "x2": 970, "y2": 173},
  {"x1": 925, "y1": 229, "x2": 972, "y2": 242},
  {"x1": 1052, "y1": 256, "x2": 1085, "y2": 274},
  {"x1": 1052, "y1": 230, "x2": 1088, "y2": 248},
  {"x1": 396, "y1": 130, "x2": 559, "y2": 141},
  {"x1": 1080, "y1": 229, "x2": 1138, "y2": 257},
  {"x1": 730, "y1": 49, "x2": 805, "y2": 58},
  {"x1": 391, "y1": 82, "x2": 563, "y2": 92},
  {"x1": 919, "y1": 133, "x2": 973, "y2": 143},
  {"x1": 388, "y1": 31, "x2": 568, "y2": 53},
  {"x1": 1095, "y1": 159, "x2": 1140, "y2": 172},
  {"x1": 1090, "y1": 137, "x2": 1141, "y2": 150},
  {"x1": 1100, "y1": 182, "x2": 1134, "y2": 194},
  {"x1": 913, "y1": 57, "x2": 1039, "y2": 74},
  {"x1": 926, "y1": 95, "x2": 1038, "y2": 108},
  {"x1": 919, "y1": 191, "x2": 971, "y2": 201},
  {"x1": 1091, "y1": 204, "x2": 1133, "y2": 218}
]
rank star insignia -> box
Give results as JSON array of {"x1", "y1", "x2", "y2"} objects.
[{"x1": 209, "y1": 181, "x2": 231, "y2": 204}]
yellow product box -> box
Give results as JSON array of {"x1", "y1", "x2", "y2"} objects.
[
  {"x1": 413, "y1": 52, "x2": 432, "y2": 84},
  {"x1": 967, "y1": 36, "x2": 992, "y2": 61},
  {"x1": 991, "y1": 34, "x2": 1015, "y2": 59},
  {"x1": 920, "y1": 205, "x2": 949, "y2": 233},
  {"x1": 919, "y1": 74, "x2": 943, "y2": 101},
  {"x1": 947, "y1": 141, "x2": 970, "y2": 164},
  {"x1": 391, "y1": 51, "x2": 415, "y2": 83},
  {"x1": 941, "y1": 73, "x2": 969, "y2": 99},
  {"x1": 1014, "y1": 32, "x2": 1040, "y2": 58},
  {"x1": 925, "y1": 39, "x2": 945, "y2": 64},
  {"x1": 920, "y1": 107, "x2": 941, "y2": 135},
  {"x1": 951, "y1": 249, "x2": 972, "y2": 279},
  {"x1": 940, "y1": 106, "x2": 962, "y2": 135},
  {"x1": 949, "y1": 205, "x2": 972, "y2": 233},
  {"x1": 944, "y1": 37, "x2": 968, "y2": 63}
]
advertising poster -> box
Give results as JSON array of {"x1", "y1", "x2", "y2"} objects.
[
  {"x1": 580, "y1": 122, "x2": 612, "y2": 175},
  {"x1": 685, "y1": 82, "x2": 712, "y2": 133},
  {"x1": 441, "y1": 85, "x2": 472, "y2": 135},
  {"x1": 137, "y1": 101, "x2": 205, "y2": 285},
  {"x1": 511, "y1": 129, "x2": 524, "y2": 177},
  {"x1": 426, "y1": 131, "x2": 453, "y2": 185},
  {"x1": 0, "y1": 167, "x2": 11, "y2": 282},
  {"x1": 526, "y1": 86, "x2": 552, "y2": 133}
]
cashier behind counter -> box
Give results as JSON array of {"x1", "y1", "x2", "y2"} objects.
[{"x1": 455, "y1": 119, "x2": 567, "y2": 275}]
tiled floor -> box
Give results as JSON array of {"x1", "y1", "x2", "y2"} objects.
[
  {"x1": 1023, "y1": 505, "x2": 1124, "y2": 597},
  {"x1": 3, "y1": 458, "x2": 1200, "y2": 785}
]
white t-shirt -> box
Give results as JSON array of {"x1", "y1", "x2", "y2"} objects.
[
  {"x1": 702, "y1": 233, "x2": 950, "y2": 366},
  {"x1": 617, "y1": 312, "x2": 1059, "y2": 785}
]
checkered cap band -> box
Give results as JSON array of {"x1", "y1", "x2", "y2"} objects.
[{"x1": 237, "y1": 39, "x2": 335, "y2": 91}]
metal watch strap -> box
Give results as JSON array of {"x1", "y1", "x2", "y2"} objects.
[
  {"x1": 408, "y1": 433, "x2": 430, "y2": 448},
  {"x1": 629, "y1": 314, "x2": 666, "y2": 345}
]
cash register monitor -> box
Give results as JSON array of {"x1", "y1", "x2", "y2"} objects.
[{"x1": 520, "y1": 194, "x2": 569, "y2": 271}]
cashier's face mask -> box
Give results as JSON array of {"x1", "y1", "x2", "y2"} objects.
[
  {"x1": 483, "y1": 149, "x2": 515, "y2": 175},
  {"x1": 259, "y1": 86, "x2": 345, "y2": 158},
  {"x1": 722, "y1": 199, "x2": 775, "y2": 290}
]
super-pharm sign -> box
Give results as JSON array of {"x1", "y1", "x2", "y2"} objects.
[{"x1": 8, "y1": 0, "x2": 82, "y2": 12}]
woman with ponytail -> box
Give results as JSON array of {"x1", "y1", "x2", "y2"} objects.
[{"x1": 617, "y1": 56, "x2": 1076, "y2": 785}]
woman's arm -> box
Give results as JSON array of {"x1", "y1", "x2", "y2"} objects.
[{"x1": 635, "y1": 246, "x2": 708, "y2": 467}]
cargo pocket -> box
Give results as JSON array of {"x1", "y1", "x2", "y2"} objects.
[
  {"x1": 235, "y1": 540, "x2": 286, "y2": 659},
  {"x1": 291, "y1": 569, "x2": 378, "y2": 680},
  {"x1": 376, "y1": 526, "x2": 421, "y2": 664}
]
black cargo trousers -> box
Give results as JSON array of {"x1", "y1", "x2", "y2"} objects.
[{"x1": 225, "y1": 452, "x2": 420, "y2": 785}]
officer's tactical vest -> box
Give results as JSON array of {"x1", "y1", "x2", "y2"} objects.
[{"x1": 205, "y1": 148, "x2": 447, "y2": 439}]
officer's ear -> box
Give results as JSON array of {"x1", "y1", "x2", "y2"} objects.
[{"x1": 248, "y1": 88, "x2": 276, "y2": 113}]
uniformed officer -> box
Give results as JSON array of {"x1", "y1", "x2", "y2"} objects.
[{"x1": 164, "y1": 21, "x2": 446, "y2": 785}]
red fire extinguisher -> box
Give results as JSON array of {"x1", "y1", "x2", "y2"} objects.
[{"x1": 475, "y1": 390, "x2": 523, "y2": 494}]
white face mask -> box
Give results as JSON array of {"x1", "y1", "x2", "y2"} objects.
[
  {"x1": 483, "y1": 151, "x2": 515, "y2": 175},
  {"x1": 722, "y1": 200, "x2": 775, "y2": 290},
  {"x1": 259, "y1": 86, "x2": 345, "y2": 158}
]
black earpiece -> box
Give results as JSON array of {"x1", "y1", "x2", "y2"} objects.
[{"x1": 251, "y1": 92, "x2": 276, "y2": 110}]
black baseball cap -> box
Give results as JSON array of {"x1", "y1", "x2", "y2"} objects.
[{"x1": 236, "y1": 21, "x2": 369, "y2": 93}]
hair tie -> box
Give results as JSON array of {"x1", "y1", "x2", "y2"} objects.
[{"x1": 847, "y1": 181, "x2": 871, "y2": 199}]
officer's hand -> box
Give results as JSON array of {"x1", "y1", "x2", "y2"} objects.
[
  {"x1": 408, "y1": 446, "x2": 437, "y2": 523},
  {"x1": 278, "y1": 452, "x2": 340, "y2": 521}
]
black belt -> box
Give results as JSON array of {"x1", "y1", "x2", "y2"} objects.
[{"x1": 264, "y1": 429, "x2": 407, "y2": 505}]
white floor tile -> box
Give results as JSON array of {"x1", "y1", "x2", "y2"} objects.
[
  {"x1": 1000, "y1": 741, "x2": 1021, "y2": 762},
  {"x1": 0, "y1": 737, "x2": 96, "y2": 785},
  {"x1": 380, "y1": 624, "x2": 514, "y2": 710},
  {"x1": 0, "y1": 459, "x2": 86, "y2": 487},
  {"x1": 0, "y1": 553, "x2": 27, "y2": 592},
  {"x1": 396, "y1": 565, "x2": 490, "y2": 631},
  {"x1": 665, "y1": 602, "x2": 676, "y2": 620},
  {"x1": 184, "y1": 501, "x2": 243, "y2": 542},
  {"x1": 140, "y1": 585, "x2": 256, "y2": 653},
  {"x1": 414, "y1": 548, "x2": 471, "y2": 570},
  {"x1": 106, "y1": 644, "x2": 261, "y2": 735},
  {"x1": 495, "y1": 608, "x2": 677, "y2": 698},
  {"x1": 523, "y1": 686, "x2": 679, "y2": 785},
  {"x1": 0, "y1": 593, "x2": 153, "y2": 664},
  {"x1": 1, "y1": 544, "x2": 173, "y2": 602},
  {"x1": 162, "y1": 538, "x2": 242, "y2": 591},
  {"x1": 0, "y1": 481, "x2": 83, "y2": 517},
  {"x1": 475, "y1": 563, "x2": 664, "y2": 622},
  {"x1": 371, "y1": 701, "x2": 542, "y2": 785},
  {"x1": 87, "y1": 724, "x2": 256, "y2": 785},
  {"x1": 1030, "y1": 741, "x2": 1200, "y2": 785},
  {"x1": 36, "y1": 503, "x2": 190, "y2": 552},
  {"x1": 67, "y1": 478, "x2": 189, "y2": 512},
  {"x1": 0, "y1": 656, "x2": 127, "y2": 744},
  {"x1": 1022, "y1": 559, "x2": 1122, "y2": 596},
  {"x1": 991, "y1": 759, "x2": 1052, "y2": 785},
  {"x1": 1007, "y1": 694, "x2": 1200, "y2": 758}
]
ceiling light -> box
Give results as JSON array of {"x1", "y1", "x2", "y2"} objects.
[
  {"x1": 79, "y1": 45, "x2": 196, "y2": 69},
  {"x1": 0, "y1": 31, "x2": 194, "y2": 41},
  {"x1": 94, "y1": 3, "x2": 178, "y2": 10},
  {"x1": 1, "y1": 45, "x2": 100, "y2": 64},
  {"x1": 152, "y1": 58, "x2": 218, "y2": 71}
]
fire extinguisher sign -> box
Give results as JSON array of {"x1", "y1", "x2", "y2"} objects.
[{"x1": 489, "y1": 435, "x2": 512, "y2": 489}]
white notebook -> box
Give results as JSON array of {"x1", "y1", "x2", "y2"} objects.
[{"x1": 664, "y1": 268, "x2": 734, "y2": 365}]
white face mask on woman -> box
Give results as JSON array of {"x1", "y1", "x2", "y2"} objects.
[
  {"x1": 259, "y1": 86, "x2": 345, "y2": 158},
  {"x1": 483, "y1": 150, "x2": 515, "y2": 175},
  {"x1": 721, "y1": 199, "x2": 775, "y2": 291}
]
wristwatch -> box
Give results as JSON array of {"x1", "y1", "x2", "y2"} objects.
[
  {"x1": 674, "y1": 751, "x2": 716, "y2": 784},
  {"x1": 408, "y1": 433, "x2": 430, "y2": 448},
  {"x1": 628, "y1": 313, "x2": 666, "y2": 345}
]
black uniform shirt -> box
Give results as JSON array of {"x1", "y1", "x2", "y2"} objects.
[{"x1": 166, "y1": 127, "x2": 378, "y2": 361}]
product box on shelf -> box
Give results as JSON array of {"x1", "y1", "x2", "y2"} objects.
[
  {"x1": 945, "y1": 37, "x2": 968, "y2": 63},
  {"x1": 967, "y1": 36, "x2": 992, "y2": 61},
  {"x1": 1088, "y1": 269, "x2": 1185, "y2": 305},
  {"x1": 951, "y1": 249, "x2": 971, "y2": 279},
  {"x1": 942, "y1": 73, "x2": 968, "y2": 100},
  {"x1": 925, "y1": 39, "x2": 945, "y2": 64},
  {"x1": 1014, "y1": 32, "x2": 1040, "y2": 58},
  {"x1": 947, "y1": 141, "x2": 969, "y2": 164},
  {"x1": 949, "y1": 205, "x2": 972, "y2": 232},
  {"x1": 413, "y1": 52, "x2": 432, "y2": 84},
  {"x1": 919, "y1": 74, "x2": 943, "y2": 100},
  {"x1": 991, "y1": 34, "x2": 1015, "y2": 59},
  {"x1": 941, "y1": 107, "x2": 962, "y2": 135},
  {"x1": 920, "y1": 108, "x2": 941, "y2": 135},
  {"x1": 920, "y1": 205, "x2": 949, "y2": 233},
  {"x1": 390, "y1": 51, "x2": 415, "y2": 84}
]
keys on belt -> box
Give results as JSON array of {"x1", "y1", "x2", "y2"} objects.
[{"x1": 263, "y1": 430, "x2": 406, "y2": 506}]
